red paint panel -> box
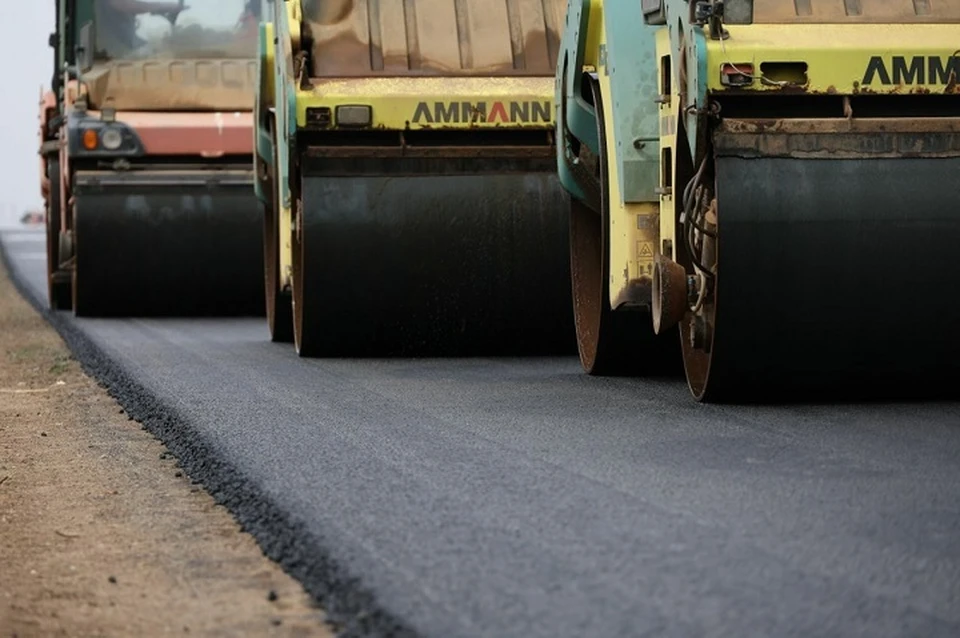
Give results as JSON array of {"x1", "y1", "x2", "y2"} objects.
[{"x1": 91, "y1": 111, "x2": 254, "y2": 156}]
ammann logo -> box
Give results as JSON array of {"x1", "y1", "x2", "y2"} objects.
[
  {"x1": 412, "y1": 100, "x2": 552, "y2": 124},
  {"x1": 861, "y1": 54, "x2": 960, "y2": 86}
]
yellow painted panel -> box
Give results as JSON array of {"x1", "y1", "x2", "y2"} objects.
[
  {"x1": 296, "y1": 76, "x2": 555, "y2": 129},
  {"x1": 655, "y1": 28, "x2": 678, "y2": 265},
  {"x1": 752, "y1": 0, "x2": 960, "y2": 23},
  {"x1": 581, "y1": 0, "x2": 604, "y2": 70},
  {"x1": 705, "y1": 24, "x2": 960, "y2": 94},
  {"x1": 280, "y1": 201, "x2": 292, "y2": 290}
]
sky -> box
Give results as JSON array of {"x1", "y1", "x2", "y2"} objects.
[
  {"x1": 2, "y1": 3, "x2": 55, "y2": 226},
  {"x1": 0, "y1": 2, "x2": 246, "y2": 228}
]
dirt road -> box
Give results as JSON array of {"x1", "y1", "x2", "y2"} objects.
[{"x1": 0, "y1": 256, "x2": 332, "y2": 637}]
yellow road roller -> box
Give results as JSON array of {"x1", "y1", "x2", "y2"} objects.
[
  {"x1": 555, "y1": 0, "x2": 960, "y2": 401},
  {"x1": 255, "y1": 0, "x2": 576, "y2": 356}
]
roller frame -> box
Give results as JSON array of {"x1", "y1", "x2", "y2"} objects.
[
  {"x1": 556, "y1": 0, "x2": 682, "y2": 376},
  {"x1": 43, "y1": 156, "x2": 72, "y2": 311},
  {"x1": 255, "y1": 7, "x2": 298, "y2": 342}
]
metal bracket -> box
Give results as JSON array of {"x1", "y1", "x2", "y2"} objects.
[{"x1": 695, "y1": 1, "x2": 730, "y2": 40}]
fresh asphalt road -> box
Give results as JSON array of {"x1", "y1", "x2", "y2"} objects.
[{"x1": 3, "y1": 228, "x2": 960, "y2": 637}]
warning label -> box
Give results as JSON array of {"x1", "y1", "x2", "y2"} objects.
[{"x1": 637, "y1": 241, "x2": 655, "y2": 276}]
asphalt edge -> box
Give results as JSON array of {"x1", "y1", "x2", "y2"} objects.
[{"x1": 0, "y1": 237, "x2": 419, "y2": 638}]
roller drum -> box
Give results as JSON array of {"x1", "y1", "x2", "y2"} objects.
[
  {"x1": 693, "y1": 151, "x2": 960, "y2": 401},
  {"x1": 294, "y1": 170, "x2": 576, "y2": 357},
  {"x1": 72, "y1": 169, "x2": 265, "y2": 317}
]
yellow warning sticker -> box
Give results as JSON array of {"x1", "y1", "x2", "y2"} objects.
[{"x1": 637, "y1": 241, "x2": 655, "y2": 260}]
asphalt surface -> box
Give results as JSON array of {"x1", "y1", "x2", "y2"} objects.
[{"x1": 3, "y1": 227, "x2": 960, "y2": 637}]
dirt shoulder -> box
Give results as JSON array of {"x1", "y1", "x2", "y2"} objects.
[{"x1": 0, "y1": 258, "x2": 332, "y2": 637}]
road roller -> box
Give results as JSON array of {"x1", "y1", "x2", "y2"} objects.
[
  {"x1": 256, "y1": 0, "x2": 577, "y2": 356},
  {"x1": 556, "y1": 0, "x2": 960, "y2": 402},
  {"x1": 40, "y1": 0, "x2": 273, "y2": 317}
]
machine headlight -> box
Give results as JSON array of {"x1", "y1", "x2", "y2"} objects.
[
  {"x1": 336, "y1": 105, "x2": 372, "y2": 127},
  {"x1": 100, "y1": 127, "x2": 124, "y2": 150}
]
